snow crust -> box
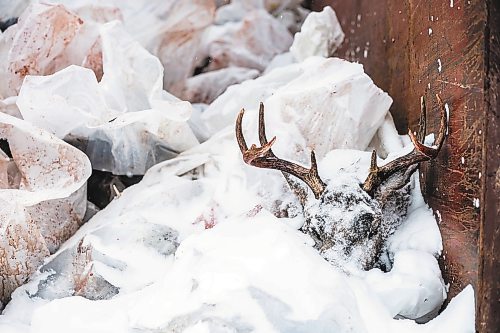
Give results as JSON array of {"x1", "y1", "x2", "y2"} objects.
[
  {"x1": 0, "y1": 125, "x2": 474, "y2": 332},
  {"x1": 0, "y1": 140, "x2": 475, "y2": 332}
]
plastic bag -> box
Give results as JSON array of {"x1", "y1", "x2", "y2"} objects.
[{"x1": 0, "y1": 112, "x2": 91, "y2": 306}]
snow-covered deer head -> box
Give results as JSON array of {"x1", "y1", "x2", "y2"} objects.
[{"x1": 236, "y1": 96, "x2": 447, "y2": 270}]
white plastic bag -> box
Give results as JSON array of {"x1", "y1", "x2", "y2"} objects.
[
  {"x1": 0, "y1": 112, "x2": 91, "y2": 306},
  {"x1": 17, "y1": 22, "x2": 199, "y2": 175}
]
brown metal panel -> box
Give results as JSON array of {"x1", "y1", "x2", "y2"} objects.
[
  {"x1": 477, "y1": 1, "x2": 500, "y2": 331},
  {"x1": 311, "y1": 0, "x2": 498, "y2": 331}
]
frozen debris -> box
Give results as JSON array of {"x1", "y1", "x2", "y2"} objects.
[
  {"x1": 0, "y1": 112, "x2": 91, "y2": 306},
  {"x1": 181, "y1": 67, "x2": 260, "y2": 104},
  {"x1": 24, "y1": 210, "x2": 180, "y2": 303},
  {"x1": 17, "y1": 22, "x2": 199, "y2": 175},
  {"x1": 290, "y1": 6, "x2": 345, "y2": 62},
  {"x1": 203, "y1": 56, "x2": 392, "y2": 159},
  {"x1": 204, "y1": 9, "x2": 293, "y2": 72}
]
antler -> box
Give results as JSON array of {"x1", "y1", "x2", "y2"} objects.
[
  {"x1": 236, "y1": 102, "x2": 326, "y2": 199},
  {"x1": 363, "y1": 94, "x2": 448, "y2": 196}
]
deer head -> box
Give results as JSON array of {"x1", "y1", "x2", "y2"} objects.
[{"x1": 236, "y1": 95, "x2": 447, "y2": 270}]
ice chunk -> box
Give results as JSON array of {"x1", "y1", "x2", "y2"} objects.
[
  {"x1": 290, "y1": 6, "x2": 345, "y2": 62},
  {"x1": 0, "y1": 112, "x2": 91, "y2": 306}
]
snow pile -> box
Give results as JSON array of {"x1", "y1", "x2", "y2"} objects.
[
  {"x1": 0, "y1": 139, "x2": 475, "y2": 332},
  {"x1": 0, "y1": 2, "x2": 476, "y2": 333}
]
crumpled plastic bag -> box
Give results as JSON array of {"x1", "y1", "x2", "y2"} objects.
[
  {"x1": 203, "y1": 9, "x2": 293, "y2": 72},
  {"x1": 181, "y1": 67, "x2": 260, "y2": 104},
  {"x1": 290, "y1": 6, "x2": 345, "y2": 62},
  {"x1": 215, "y1": 0, "x2": 305, "y2": 27},
  {"x1": 0, "y1": 3, "x2": 104, "y2": 99},
  {"x1": 43, "y1": 0, "x2": 216, "y2": 97},
  {"x1": 17, "y1": 21, "x2": 199, "y2": 175},
  {"x1": 202, "y1": 56, "x2": 393, "y2": 159},
  {"x1": 0, "y1": 112, "x2": 91, "y2": 307}
]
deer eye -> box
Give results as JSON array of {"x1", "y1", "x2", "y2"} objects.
[{"x1": 354, "y1": 212, "x2": 375, "y2": 238}]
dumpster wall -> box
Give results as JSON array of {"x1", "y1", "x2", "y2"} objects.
[{"x1": 311, "y1": 0, "x2": 499, "y2": 331}]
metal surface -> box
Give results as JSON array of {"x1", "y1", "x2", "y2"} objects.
[{"x1": 311, "y1": 1, "x2": 499, "y2": 331}]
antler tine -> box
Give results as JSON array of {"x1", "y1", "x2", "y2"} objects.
[
  {"x1": 236, "y1": 109, "x2": 249, "y2": 152},
  {"x1": 417, "y1": 96, "x2": 427, "y2": 142},
  {"x1": 258, "y1": 102, "x2": 269, "y2": 147},
  {"x1": 362, "y1": 94, "x2": 448, "y2": 195},
  {"x1": 235, "y1": 103, "x2": 326, "y2": 199},
  {"x1": 236, "y1": 108, "x2": 276, "y2": 164}
]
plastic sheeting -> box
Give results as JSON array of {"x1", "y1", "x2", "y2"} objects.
[
  {"x1": 0, "y1": 112, "x2": 91, "y2": 306},
  {"x1": 203, "y1": 56, "x2": 393, "y2": 159},
  {"x1": 17, "y1": 22, "x2": 199, "y2": 175}
]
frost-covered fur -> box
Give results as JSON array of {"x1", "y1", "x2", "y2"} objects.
[{"x1": 300, "y1": 172, "x2": 412, "y2": 271}]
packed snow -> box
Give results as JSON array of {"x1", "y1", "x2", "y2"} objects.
[{"x1": 0, "y1": 1, "x2": 475, "y2": 332}]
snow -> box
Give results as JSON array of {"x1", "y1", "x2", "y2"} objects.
[
  {"x1": 0, "y1": 2, "x2": 476, "y2": 332},
  {"x1": 0, "y1": 133, "x2": 475, "y2": 332}
]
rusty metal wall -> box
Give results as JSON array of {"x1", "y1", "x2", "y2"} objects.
[{"x1": 310, "y1": 0, "x2": 499, "y2": 331}]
